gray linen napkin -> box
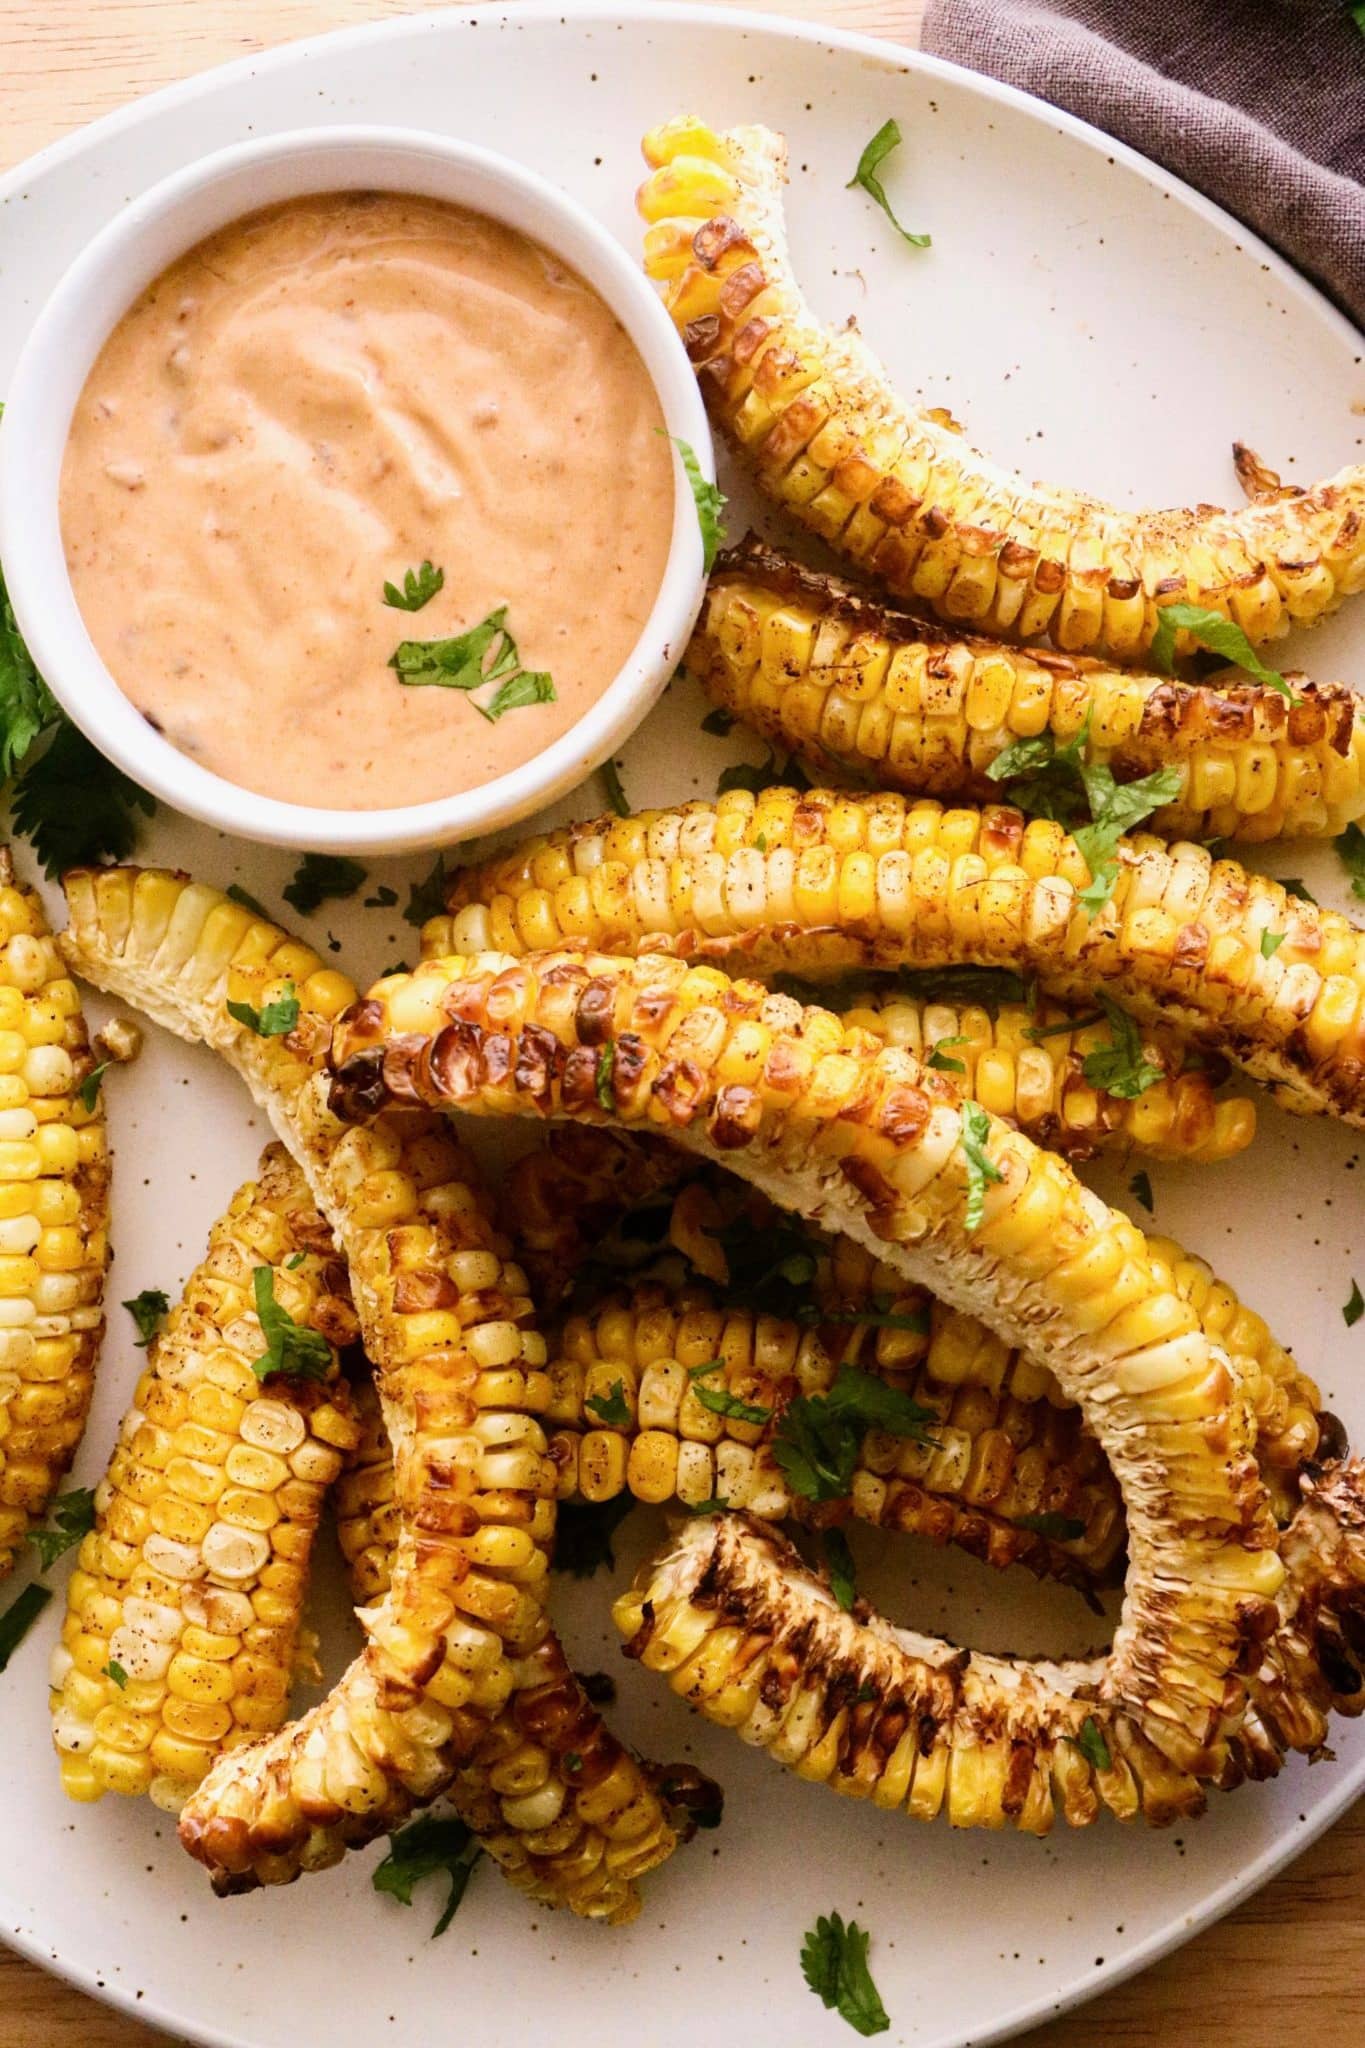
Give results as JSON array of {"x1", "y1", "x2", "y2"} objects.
[{"x1": 921, "y1": 0, "x2": 1365, "y2": 326}]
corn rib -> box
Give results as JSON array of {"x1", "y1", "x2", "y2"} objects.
[
  {"x1": 59, "y1": 870, "x2": 685, "y2": 1922},
  {"x1": 439, "y1": 787, "x2": 1365, "y2": 1127},
  {"x1": 331, "y1": 947, "x2": 1283, "y2": 1778},
  {"x1": 638, "y1": 118, "x2": 1365, "y2": 657},
  {"x1": 50, "y1": 1146, "x2": 361, "y2": 1811},
  {"x1": 690, "y1": 539, "x2": 1365, "y2": 843},
  {"x1": 0, "y1": 848, "x2": 109, "y2": 1579}
]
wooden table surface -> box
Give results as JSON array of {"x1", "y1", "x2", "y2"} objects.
[{"x1": 0, "y1": 1, "x2": 1358, "y2": 2042}]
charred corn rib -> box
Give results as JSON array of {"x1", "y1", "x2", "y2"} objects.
[
  {"x1": 440, "y1": 788, "x2": 1365, "y2": 1127},
  {"x1": 639, "y1": 119, "x2": 1365, "y2": 657},
  {"x1": 332, "y1": 949, "x2": 1284, "y2": 1778},
  {"x1": 59, "y1": 872, "x2": 684, "y2": 1922},
  {"x1": 613, "y1": 1474, "x2": 1365, "y2": 1835},
  {"x1": 549, "y1": 1284, "x2": 1124, "y2": 1583},
  {"x1": 692, "y1": 539, "x2": 1365, "y2": 842},
  {"x1": 0, "y1": 849, "x2": 108, "y2": 1579},
  {"x1": 50, "y1": 1147, "x2": 361, "y2": 1811}
]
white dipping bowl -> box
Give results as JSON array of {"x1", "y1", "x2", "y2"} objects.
[{"x1": 0, "y1": 127, "x2": 712, "y2": 854}]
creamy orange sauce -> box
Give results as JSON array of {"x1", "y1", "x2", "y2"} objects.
[{"x1": 61, "y1": 192, "x2": 674, "y2": 810}]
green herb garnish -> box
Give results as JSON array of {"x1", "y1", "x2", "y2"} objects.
[
  {"x1": 1072, "y1": 763, "x2": 1184, "y2": 917},
  {"x1": 663, "y1": 434, "x2": 726, "y2": 572},
  {"x1": 595, "y1": 1041, "x2": 616, "y2": 1113},
  {"x1": 372, "y1": 1814, "x2": 480, "y2": 1938},
  {"x1": 226, "y1": 982, "x2": 300, "y2": 1038},
  {"x1": 1260, "y1": 928, "x2": 1287, "y2": 959},
  {"x1": 823, "y1": 1526, "x2": 857, "y2": 1612},
  {"x1": 959, "y1": 1099, "x2": 1003, "y2": 1231},
  {"x1": 283, "y1": 853, "x2": 367, "y2": 916},
  {"x1": 105, "y1": 1659, "x2": 128, "y2": 1690},
  {"x1": 800, "y1": 1911, "x2": 891, "y2": 2037},
  {"x1": 26, "y1": 1488, "x2": 96, "y2": 1572},
  {"x1": 390, "y1": 606, "x2": 555, "y2": 723},
  {"x1": 925, "y1": 1033, "x2": 969, "y2": 1074},
  {"x1": 226, "y1": 882, "x2": 271, "y2": 919},
  {"x1": 1070, "y1": 1716, "x2": 1112, "y2": 1772},
  {"x1": 383, "y1": 560, "x2": 444, "y2": 612},
  {"x1": 403, "y1": 854, "x2": 449, "y2": 927},
  {"x1": 717, "y1": 752, "x2": 812, "y2": 799},
  {"x1": 847, "y1": 117, "x2": 930, "y2": 250},
  {"x1": 0, "y1": 1582, "x2": 51, "y2": 1675},
  {"x1": 1015, "y1": 1511, "x2": 1085, "y2": 1543},
  {"x1": 584, "y1": 1379, "x2": 632, "y2": 1428},
  {"x1": 479, "y1": 667, "x2": 556, "y2": 722},
  {"x1": 365, "y1": 884, "x2": 399, "y2": 909},
  {"x1": 250, "y1": 1267, "x2": 333, "y2": 1383},
  {"x1": 77, "y1": 1061, "x2": 108, "y2": 1114},
  {"x1": 551, "y1": 1495, "x2": 634, "y2": 1578},
  {"x1": 701, "y1": 707, "x2": 735, "y2": 738},
  {"x1": 895, "y1": 965, "x2": 1032, "y2": 1009},
  {"x1": 123, "y1": 1289, "x2": 169, "y2": 1348},
  {"x1": 1080, "y1": 994, "x2": 1164, "y2": 1100},
  {"x1": 773, "y1": 1365, "x2": 938, "y2": 1504},
  {"x1": 1280, "y1": 878, "x2": 1317, "y2": 904},
  {"x1": 1336, "y1": 822, "x2": 1365, "y2": 901},
  {"x1": 1148, "y1": 603, "x2": 1293, "y2": 699},
  {"x1": 1128, "y1": 1169, "x2": 1154, "y2": 1215},
  {"x1": 687, "y1": 1361, "x2": 771, "y2": 1427},
  {"x1": 12, "y1": 722, "x2": 155, "y2": 877},
  {"x1": 1344, "y1": 1279, "x2": 1364, "y2": 1329},
  {"x1": 600, "y1": 759, "x2": 630, "y2": 818}
]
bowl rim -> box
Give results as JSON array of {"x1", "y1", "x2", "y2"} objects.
[{"x1": 0, "y1": 123, "x2": 711, "y2": 854}]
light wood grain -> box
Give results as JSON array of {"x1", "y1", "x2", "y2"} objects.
[{"x1": 0, "y1": 2, "x2": 1359, "y2": 2044}]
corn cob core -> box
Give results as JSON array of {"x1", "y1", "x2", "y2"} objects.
[
  {"x1": 0, "y1": 849, "x2": 108, "y2": 1578},
  {"x1": 638, "y1": 118, "x2": 1365, "y2": 657},
  {"x1": 59, "y1": 870, "x2": 684, "y2": 1923},
  {"x1": 50, "y1": 1147, "x2": 361, "y2": 1811},
  {"x1": 691, "y1": 539, "x2": 1365, "y2": 843},
  {"x1": 438, "y1": 787, "x2": 1365, "y2": 1126},
  {"x1": 332, "y1": 946, "x2": 1283, "y2": 1777}
]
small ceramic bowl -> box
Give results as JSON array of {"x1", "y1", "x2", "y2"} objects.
[{"x1": 0, "y1": 126, "x2": 712, "y2": 854}]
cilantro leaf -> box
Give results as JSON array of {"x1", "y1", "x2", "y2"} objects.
[
  {"x1": 687, "y1": 1361, "x2": 771, "y2": 1427},
  {"x1": 823, "y1": 1364, "x2": 939, "y2": 1442},
  {"x1": 283, "y1": 854, "x2": 367, "y2": 916},
  {"x1": 1280, "y1": 877, "x2": 1317, "y2": 904},
  {"x1": 372, "y1": 1814, "x2": 480, "y2": 1938},
  {"x1": 226, "y1": 882, "x2": 271, "y2": 919},
  {"x1": 1148, "y1": 602, "x2": 1293, "y2": 698},
  {"x1": 1071, "y1": 760, "x2": 1183, "y2": 917},
  {"x1": 551, "y1": 1495, "x2": 634, "y2": 1578},
  {"x1": 800, "y1": 1911, "x2": 891, "y2": 2037},
  {"x1": 404, "y1": 854, "x2": 449, "y2": 927},
  {"x1": 986, "y1": 713, "x2": 1092, "y2": 827},
  {"x1": 123, "y1": 1289, "x2": 169, "y2": 1347},
  {"x1": 773, "y1": 1365, "x2": 937, "y2": 1503},
  {"x1": 1335, "y1": 822, "x2": 1365, "y2": 901},
  {"x1": 584, "y1": 1379, "x2": 632, "y2": 1428},
  {"x1": 1260, "y1": 928, "x2": 1287, "y2": 959},
  {"x1": 847, "y1": 117, "x2": 931, "y2": 250},
  {"x1": 365, "y1": 884, "x2": 399, "y2": 909},
  {"x1": 823, "y1": 1526, "x2": 857, "y2": 1612},
  {"x1": 600, "y1": 758, "x2": 630, "y2": 818},
  {"x1": 1079, "y1": 994, "x2": 1165, "y2": 1101},
  {"x1": 104, "y1": 1658, "x2": 128, "y2": 1689},
  {"x1": 959, "y1": 1099, "x2": 1003, "y2": 1231},
  {"x1": 1128, "y1": 1168, "x2": 1155, "y2": 1215},
  {"x1": 382, "y1": 560, "x2": 444, "y2": 612},
  {"x1": 1345, "y1": 1279, "x2": 1364, "y2": 1330},
  {"x1": 389, "y1": 607, "x2": 517, "y2": 689},
  {"x1": 894, "y1": 965, "x2": 1031, "y2": 1009},
  {"x1": 701, "y1": 707, "x2": 736, "y2": 738},
  {"x1": 663, "y1": 434, "x2": 726, "y2": 572},
  {"x1": 77, "y1": 1061, "x2": 108, "y2": 1114},
  {"x1": 25, "y1": 1488, "x2": 96, "y2": 1572},
  {"x1": 1014, "y1": 1510, "x2": 1086, "y2": 1543},
  {"x1": 250, "y1": 1267, "x2": 333, "y2": 1383},
  {"x1": 478, "y1": 667, "x2": 556, "y2": 722},
  {"x1": 226, "y1": 982, "x2": 300, "y2": 1038},
  {"x1": 0, "y1": 546, "x2": 58, "y2": 778},
  {"x1": 925, "y1": 1033, "x2": 968, "y2": 1074},
  {"x1": 1070, "y1": 1716, "x2": 1112, "y2": 1772},
  {"x1": 717, "y1": 752, "x2": 811, "y2": 799},
  {"x1": 12, "y1": 722, "x2": 155, "y2": 877},
  {"x1": 0, "y1": 1582, "x2": 51, "y2": 1675}
]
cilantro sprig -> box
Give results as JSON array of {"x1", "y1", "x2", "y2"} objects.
[
  {"x1": 1148, "y1": 602, "x2": 1294, "y2": 699},
  {"x1": 382, "y1": 560, "x2": 444, "y2": 613},
  {"x1": 250, "y1": 1267, "x2": 333, "y2": 1383},
  {"x1": 226, "y1": 982, "x2": 300, "y2": 1038},
  {"x1": 585, "y1": 1379, "x2": 632, "y2": 1428},
  {"x1": 372, "y1": 1814, "x2": 480, "y2": 1938},
  {"x1": 1080, "y1": 994, "x2": 1164, "y2": 1100},
  {"x1": 390, "y1": 605, "x2": 556, "y2": 723},
  {"x1": 687, "y1": 1361, "x2": 771, "y2": 1427},
  {"x1": 800, "y1": 1911, "x2": 891, "y2": 2037},
  {"x1": 662, "y1": 434, "x2": 726, "y2": 572},
  {"x1": 847, "y1": 117, "x2": 930, "y2": 250},
  {"x1": 283, "y1": 854, "x2": 367, "y2": 916},
  {"x1": 773, "y1": 1365, "x2": 937, "y2": 1504}
]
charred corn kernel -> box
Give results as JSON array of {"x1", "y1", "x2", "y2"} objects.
[
  {"x1": 61, "y1": 867, "x2": 686, "y2": 1922},
  {"x1": 638, "y1": 120, "x2": 1365, "y2": 657},
  {"x1": 690, "y1": 540, "x2": 1365, "y2": 843},
  {"x1": 0, "y1": 851, "x2": 108, "y2": 1578},
  {"x1": 50, "y1": 1147, "x2": 359, "y2": 1810},
  {"x1": 443, "y1": 789, "x2": 1365, "y2": 1127},
  {"x1": 338, "y1": 946, "x2": 1285, "y2": 1776}
]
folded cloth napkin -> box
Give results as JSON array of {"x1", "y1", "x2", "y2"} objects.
[{"x1": 921, "y1": 0, "x2": 1365, "y2": 326}]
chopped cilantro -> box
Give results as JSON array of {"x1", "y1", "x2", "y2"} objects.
[
  {"x1": 26, "y1": 1488, "x2": 96, "y2": 1572},
  {"x1": 372, "y1": 1814, "x2": 480, "y2": 1938},
  {"x1": 662, "y1": 434, "x2": 726, "y2": 572},
  {"x1": 1345, "y1": 1279, "x2": 1364, "y2": 1330},
  {"x1": 77, "y1": 1061, "x2": 107, "y2": 1114},
  {"x1": 12, "y1": 721, "x2": 155, "y2": 877},
  {"x1": 1070, "y1": 1715, "x2": 1112, "y2": 1772},
  {"x1": 701, "y1": 707, "x2": 736, "y2": 738},
  {"x1": 925, "y1": 1033, "x2": 969, "y2": 1074},
  {"x1": 104, "y1": 1658, "x2": 128, "y2": 1689},
  {"x1": 552, "y1": 1495, "x2": 634, "y2": 1578},
  {"x1": 226, "y1": 982, "x2": 300, "y2": 1038},
  {"x1": 823, "y1": 1526, "x2": 857, "y2": 1611},
  {"x1": 847, "y1": 116, "x2": 930, "y2": 250},
  {"x1": 687, "y1": 1361, "x2": 771, "y2": 1427},
  {"x1": 800, "y1": 1911, "x2": 891, "y2": 2037},
  {"x1": 959, "y1": 1099, "x2": 1003, "y2": 1231},
  {"x1": 600, "y1": 759, "x2": 629, "y2": 818},
  {"x1": 584, "y1": 1379, "x2": 632, "y2": 1428},
  {"x1": 1148, "y1": 602, "x2": 1293, "y2": 699},
  {"x1": 123, "y1": 1289, "x2": 169, "y2": 1348},
  {"x1": 403, "y1": 854, "x2": 449, "y2": 927},
  {"x1": 1128, "y1": 1169, "x2": 1155, "y2": 1215},
  {"x1": 1080, "y1": 994, "x2": 1164, "y2": 1100},
  {"x1": 283, "y1": 854, "x2": 367, "y2": 916},
  {"x1": 250, "y1": 1267, "x2": 333, "y2": 1383},
  {"x1": 382, "y1": 560, "x2": 444, "y2": 612},
  {"x1": 226, "y1": 882, "x2": 271, "y2": 919},
  {"x1": 1335, "y1": 822, "x2": 1365, "y2": 901},
  {"x1": 0, "y1": 1582, "x2": 51, "y2": 1675},
  {"x1": 1260, "y1": 928, "x2": 1287, "y2": 959}
]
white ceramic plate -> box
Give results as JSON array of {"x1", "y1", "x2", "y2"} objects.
[{"x1": 1, "y1": 9, "x2": 1363, "y2": 2047}]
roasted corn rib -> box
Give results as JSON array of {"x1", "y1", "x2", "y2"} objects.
[
  {"x1": 331, "y1": 947, "x2": 1284, "y2": 1778},
  {"x1": 439, "y1": 788, "x2": 1365, "y2": 1126},
  {"x1": 429, "y1": 902, "x2": 1253, "y2": 1167},
  {"x1": 613, "y1": 1477, "x2": 1365, "y2": 1835},
  {"x1": 639, "y1": 118, "x2": 1365, "y2": 656},
  {"x1": 691, "y1": 539, "x2": 1365, "y2": 842},
  {"x1": 0, "y1": 848, "x2": 108, "y2": 1579},
  {"x1": 50, "y1": 1146, "x2": 362, "y2": 1810},
  {"x1": 59, "y1": 871, "x2": 686, "y2": 1922}
]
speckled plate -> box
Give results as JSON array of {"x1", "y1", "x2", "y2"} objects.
[{"x1": 1, "y1": 8, "x2": 1363, "y2": 2046}]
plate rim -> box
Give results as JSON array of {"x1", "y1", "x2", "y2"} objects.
[{"x1": 0, "y1": 7, "x2": 1360, "y2": 2047}]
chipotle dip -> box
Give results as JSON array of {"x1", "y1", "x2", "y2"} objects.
[{"x1": 60, "y1": 190, "x2": 675, "y2": 811}]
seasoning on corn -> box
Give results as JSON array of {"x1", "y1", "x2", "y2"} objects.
[
  {"x1": 59, "y1": 867, "x2": 692, "y2": 1922},
  {"x1": 0, "y1": 846, "x2": 109, "y2": 1581},
  {"x1": 437, "y1": 786, "x2": 1365, "y2": 1128},
  {"x1": 331, "y1": 945, "x2": 1284, "y2": 1779},
  {"x1": 638, "y1": 118, "x2": 1365, "y2": 658},
  {"x1": 689, "y1": 538, "x2": 1365, "y2": 843},
  {"x1": 49, "y1": 1146, "x2": 361, "y2": 1810}
]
